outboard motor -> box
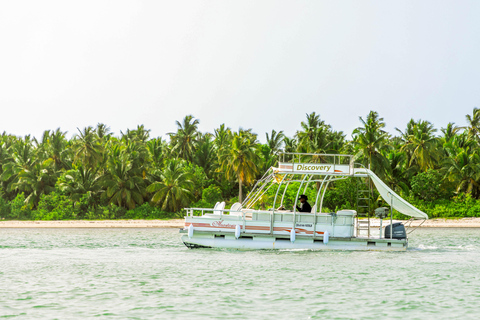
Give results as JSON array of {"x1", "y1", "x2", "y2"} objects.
[{"x1": 385, "y1": 222, "x2": 406, "y2": 239}]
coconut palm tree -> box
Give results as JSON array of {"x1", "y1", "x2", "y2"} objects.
[
  {"x1": 35, "y1": 129, "x2": 71, "y2": 172},
  {"x1": 219, "y1": 130, "x2": 260, "y2": 202},
  {"x1": 440, "y1": 122, "x2": 462, "y2": 145},
  {"x1": 96, "y1": 123, "x2": 112, "y2": 141},
  {"x1": 73, "y1": 127, "x2": 104, "y2": 169},
  {"x1": 57, "y1": 163, "x2": 103, "y2": 205},
  {"x1": 382, "y1": 149, "x2": 415, "y2": 195},
  {"x1": 147, "y1": 159, "x2": 194, "y2": 212},
  {"x1": 169, "y1": 115, "x2": 200, "y2": 162},
  {"x1": 465, "y1": 107, "x2": 480, "y2": 140},
  {"x1": 296, "y1": 112, "x2": 330, "y2": 151},
  {"x1": 194, "y1": 133, "x2": 216, "y2": 179},
  {"x1": 283, "y1": 137, "x2": 297, "y2": 154},
  {"x1": 1, "y1": 136, "x2": 36, "y2": 195},
  {"x1": 13, "y1": 158, "x2": 57, "y2": 208},
  {"x1": 266, "y1": 129, "x2": 285, "y2": 154},
  {"x1": 398, "y1": 119, "x2": 439, "y2": 172},
  {"x1": 146, "y1": 138, "x2": 169, "y2": 168},
  {"x1": 442, "y1": 132, "x2": 480, "y2": 197},
  {"x1": 103, "y1": 152, "x2": 146, "y2": 210},
  {"x1": 213, "y1": 124, "x2": 231, "y2": 151},
  {"x1": 352, "y1": 111, "x2": 389, "y2": 177}
]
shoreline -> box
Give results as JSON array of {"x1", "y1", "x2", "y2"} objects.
[
  {"x1": 1, "y1": 218, "x2": 480, "y2": 228},
  {"x1": 0, "y1": 219, "x2": 185, "y2": 228}
]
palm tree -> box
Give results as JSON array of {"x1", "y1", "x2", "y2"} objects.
[
  {"x1": 1, "y1": 136, "x2": 36, "y2": 196},
  {"x1": 103, "y1": 152, "x2": 146, "y2": 209},
  {"x1": 35, "y1": 129, "x2": 71, "y2": 172},
  {"x1": 193, "y1": 133, "x2": 216, "y2": 179},
  {"x1": 442, "y1": 132, "x2": 480, "y2": 197},
  {"x1": 397, "y1": 119, "x2": 439, "y2": 172},
  {"x1": 352, "y1": 111, "x2": 389, "y2": 177},
  {"x1": 296, "y1": 112, "x2": 329, "y2": 151},
  {"x1": 13, "y1": 158, "x2": 57, "y2": 208},
  {"x1": 266, "y1": 129, "x2": 285, "y2": 154},
  {"x1": 382, "y1": 149, "x2": 415, "y2": 195},
  {"x1": 57, "y1": 163, "x2": 103, "y2": 205},
  {"x1": 147, "y1": 159, "x2": 194, "y2": 212},
  {"x1": 121, "y1": 124, "x2": 151, "y2": 143},
  {"x1": 440, "y1": 122, "x2": 462, "y2": 145},
  {"x1": 465, "y1": 107, "x2": 480, "y2": 140},
  {"x1": 146, "y1": 138, "x2": 169, "y2": 168},
  {"x1": 169, "y1": 115, "x2": 200, "y2": 162},
  {"x1": 219, "y1": 130, "x2": 260, "y2": 202},
  {"x1": 73, "y1": 127, "x2": 103, "y2": 169},
  {"x1": 283, "y1": 137, "x2": 297, "y2": 154},
  {"x1": 213, "y1": 124, "x2": 231, "y2": 150},
  {"x1": 96, "y1": 123, "x2": 112, "y2": 141}
]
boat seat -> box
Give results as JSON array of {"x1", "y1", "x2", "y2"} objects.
[
  {"x1": 229, "y1": 202, "x2": 243, "y2": 216},
  {"x1": 203, "y1": 202, "x2": 224, "y2": 218},
  {"x1": 214, "y1": 201, "x2": 225, "y2": 215}
]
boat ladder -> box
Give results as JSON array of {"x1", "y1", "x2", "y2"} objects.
[{"x1": 356, "y1": 175, "x2": 372, "y2": 237}]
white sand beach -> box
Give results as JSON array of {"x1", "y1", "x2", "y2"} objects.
[{"x1": 0, "y1": 219, "x2": 185, "y2": 228}]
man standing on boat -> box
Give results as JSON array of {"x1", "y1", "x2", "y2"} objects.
[{"x1": 296, "y1": 195, "x2": 312, "y2": 213}]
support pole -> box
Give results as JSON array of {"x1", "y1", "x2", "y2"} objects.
[
  {"x1": 390, "y1": 193, "x2": 393, "y2": 240},
  {"x1": 379, "y1": 218, "x2": 383, "y2": 238}
]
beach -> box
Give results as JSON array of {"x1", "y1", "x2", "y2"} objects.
[
  {"x1": 0, "y1": 219, "x2": 185, "y2": 228},
  {"x1": 1, "y1": 218, "x2": 480, "y2": 228}
]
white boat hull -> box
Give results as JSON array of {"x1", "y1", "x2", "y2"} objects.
[{"x1": 181, "y1": 234, "x2": 407, "y2": 251}]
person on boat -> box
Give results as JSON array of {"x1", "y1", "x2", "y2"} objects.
[{"x1": 296, "y1": 195, "x2": 312, "y2": 213}]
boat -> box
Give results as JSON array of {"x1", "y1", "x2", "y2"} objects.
[{"x1": 180, "y1": 153, "x2": 428, "y2": 251}]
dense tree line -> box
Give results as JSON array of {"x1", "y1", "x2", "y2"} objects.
[{"x1": 1, "y1": 109, "x2": 480, "y2": 220}]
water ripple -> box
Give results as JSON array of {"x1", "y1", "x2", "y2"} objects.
[{"x1": 0, "y1": 228, "x2": 479, "y2": 319}]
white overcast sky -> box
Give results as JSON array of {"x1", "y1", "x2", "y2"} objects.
[{"x1": 1, "y1": 1, "x2": 479, "y2": 142}]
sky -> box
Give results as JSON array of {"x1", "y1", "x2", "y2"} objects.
[{"x1": 1, "y1": 0, "x2": 479, "y2": 143}]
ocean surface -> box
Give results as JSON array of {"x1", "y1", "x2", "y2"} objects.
[{"x1": 0, "y1": 227, "x2": 479, "y2": 319}]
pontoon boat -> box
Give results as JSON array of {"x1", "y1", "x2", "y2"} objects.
[{"x1": 180, "y1": 153, "x2": 428, "y2": 251}]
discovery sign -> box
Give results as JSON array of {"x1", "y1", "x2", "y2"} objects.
[{"x1": 278, "y1": 162, "x2": 351, "y2": 175}]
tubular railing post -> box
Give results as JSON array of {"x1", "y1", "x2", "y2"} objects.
[
  {"x1": 280, "y1": 181, "x2": 291, "y2": 208},
  {"x1": 390, "y1": 195, "x2": 393, "y2": 240},
  {"x1": 303, "y1": 174, "x2": 314, "y2": 194},
  {"x1": 313, "y1": 175, "x2": 329, "y2": 239},
  {"x1": 270, "y1": 174, "x2": 287, "y2": 235},
  {"x1": 319, "y1": 179, "x2": 331, "y2": 217},
  {"x1": 293, "y1": 174, "x2": 309, "y2": 236}
]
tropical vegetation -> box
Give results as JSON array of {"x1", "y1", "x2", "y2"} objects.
[{"x1": 1, "y1": 109, "x2": 480, "y2": 220}]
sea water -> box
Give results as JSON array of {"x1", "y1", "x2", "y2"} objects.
[{"x1": 0, "y1": 228, "x2": 479, "y2": 319}]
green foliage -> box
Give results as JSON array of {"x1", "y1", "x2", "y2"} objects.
[
  {"x1": 84, "y1": 204, "x2": 126, "y2": 220},
  {"x1": 124, "y1": 203, "x2": 176, "y2": 219},
  {"x1": 411, "y1": 170, "x2": 445, "y2": 201},
  {"x1": 0, "y1": 196, "x2": 11, "y2": 218},
  {"x1": 33, "y1": 191, "x2": 75, "y2": 220},
  {"x1": 409, "y1": 194, "x2": 480, "y2": 218},
  {"x1": 202, "y1": 185, "x2": 222, "y2": 205},
  {"x1": 10, "y1": 193, "x2": 31, "y2": 220},
  {"x1": 192, "y1": 185, "x2": 224, "y2": 210},
  {"x1": 2, "y1": 111, "x2": 480, "y2": 220},
  {"x1": 322, "y1": 178, "x2": 357, "y2": 212}
]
